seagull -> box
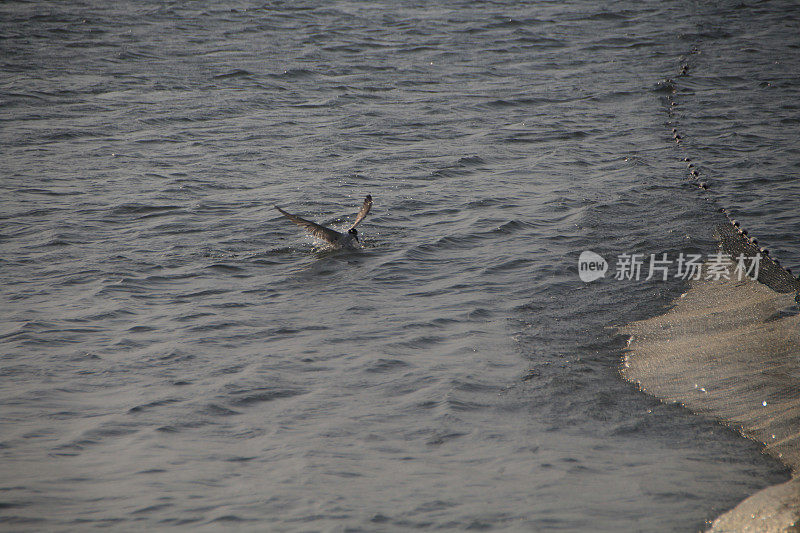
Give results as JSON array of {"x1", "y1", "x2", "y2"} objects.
[{"x1": 275, "y1": 195, "x2": 372, "y2": 249}]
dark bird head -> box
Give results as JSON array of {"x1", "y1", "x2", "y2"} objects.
[{"x1": 349, "y1": 228, "x2": 359, "y2": 241}]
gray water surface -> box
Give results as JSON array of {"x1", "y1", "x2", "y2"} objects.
[{"x1": 2, "y1": 1, "x2": 799, "y2": 531}]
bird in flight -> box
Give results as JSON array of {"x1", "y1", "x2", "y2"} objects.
[{"x1": 275, "y1": 195, "x2": 372, "y2": 250}]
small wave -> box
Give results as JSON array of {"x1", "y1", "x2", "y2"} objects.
[
  {"x1": 133, "y1": 135, "x2": 185, "y2": 144},
  {"x1": 0, "y1": 207, "x2": 60, "y2": 220},
  {"x1": 41, "y1": 237, "x2": 73, "y2": 246},
  {"x1": 430, "y1": 155, "x2": 488, "y2": 178},
  {"x1": 269, "y1": 68, "x2": 314, "y2": 79},
  {"x1": 115, "y1": 49, "x2": 158, "y2": 61},
  {"x1": 128, "y1": 398, "x2": 183, "y2": 413},
  {"x1": 462, "y1": 197, "x2": 517, "y2": 209},
  {"x1": 131, "y1": 503, "x2": 172, "y2": 515},
  {"x1": 504, "y1": 129, "x2": 589, "y2": 144},
  {"x1": 228, "y1": 388, "x2": 307, "y2": 406},
  {"x1": 209, "y1": 515, "x2": 255, "y2": 524},
  {"x1": 13, "y1": 187, "x2": 82, "y2": 197},
  {"x1": 479, "y1": 219, "x2": 537, "y2": 236},
  {"x1": 401, "y1": 317, "x2": 460, "y2": 330},
  {"x1": 396, "y1": 45, "x2": 440, "y2": 54},
  {"x1": 321, "y1": 44, "x2": 364, "y2": 53},
  {"x1": 389, "y1": 335, "x2": 445, "y2": 350},
  {"x1": 426, "y1": 431, "x2": 467, "y2": 446},
  {"x1": 212, "y1": 69, "x2": 252, "y2": 79},
  {"x1": 364, "y1": 358, "x2": 410, "y2": 373},
  {"x1": 173, "y1": 288, "x2": 230, "y2": 300},
  {"x1": 588, "y1": 11, "x2": 627, "y2": 20},
  {"x1": 482, "y1": 97, "x2": 552, "y2": 109},
  {"x1": 187, "y1": 321, "x2": 238, "y2": 333},
  {"x1": 200, "y1": 403, "x2": 240, "y2": 417},
  {"x1": 43, "y1": 130, "x2": 101, "y2": 141},
  {"x1": 126, "y1": 325, "x2": 156, "y2": 333},
  {"x1": 443, "y1": 398, "x2": 483, "y2": 412},
  {"x1": 511, "y1": 36, "x2": 568, "y2": 49},
  {"x1": 205, "y1": 263, "x2": 245, "y2": 273},
  {"x1": 80, "y1": 308, "x2": 136, "y2": 321},
  {"x1": 96, "y1": 279, "x2": 149, "y2": 296},
  {"x1": 291, "y1": 97, "x2": 337, "y2": 108},
  {"x1": 109, "y1": 203, "x2": 183, "y2": 217}
]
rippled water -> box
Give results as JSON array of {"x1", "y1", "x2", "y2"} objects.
[{"x1": 2, "y1": 1, "x2": 799, "y2": 530}]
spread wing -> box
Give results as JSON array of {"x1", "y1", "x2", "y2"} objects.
[
  {"x1": 348, "y1": 195, "x2": 372, "y2": 230},
  {"x1": 275, "y1": 206, "x2": 341, "y2": 244}
]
